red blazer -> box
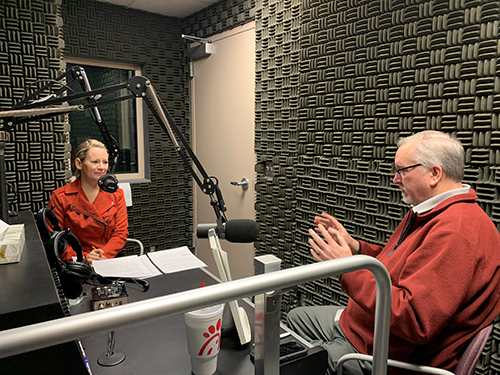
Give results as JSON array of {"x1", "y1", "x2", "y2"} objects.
[{"x1": 48, "y1": 178, "x2": 129, "y2": 262}]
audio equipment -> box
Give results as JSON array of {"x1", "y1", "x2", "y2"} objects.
[
  {"x1": 87, "y1": 275, "x2": 150, "y2": 292},
  {"x1": 91, "y1": 283, "x2": 128, "y2": 310},
  {"x1": 35, "y1": 206, "x2": 62, "y2": 243},
  {"x1": 36, "y1": 207, "x2": 149, "y2": 301},
  {"x1": 49, "y1": 229, "x2": 93, "y2": 299},
  {"x1": 197, "y1": 219, "x2": 260, "y2": 243},
  {"x1": 98, "y1": 173, "x2": 119, "y2": 193}
]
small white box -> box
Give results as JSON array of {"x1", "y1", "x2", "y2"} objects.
[{"x1": 0, "y1": 224, "x2": 26, "y2": 264}]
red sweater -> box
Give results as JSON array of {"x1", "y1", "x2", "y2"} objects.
[
  {"x1": 340, "y1": 189, "x2": 500, "y2": 371},
  {"x1": 48, "y1": 178, "x2": 129, "y2": 261}
]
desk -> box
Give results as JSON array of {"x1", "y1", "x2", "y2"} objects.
[
  {"x1": 71, "y1": 268, "x2": 326, "y2": 375},
  {"x1": 72, "y1": 269, "x2": 255, "y2": 375},
  {"x1": 0, "y1": 212, "x2": 88, "y2": 375},
  {"x1": 0, "y1": 212, "x2": 326, "y2": 375}
]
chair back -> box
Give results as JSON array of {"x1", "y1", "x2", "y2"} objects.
[{"x1": 454, "y1": 324, "x2": 493, "y2": 375}]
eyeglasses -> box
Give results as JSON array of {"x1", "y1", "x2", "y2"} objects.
[{"x1": 394, "y1": 163, "x2": 422, "y2": 178}]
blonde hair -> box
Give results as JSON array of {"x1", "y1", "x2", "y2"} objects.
[{"x1": 74, "y1": 139, "x2": 108, "y2": 178}]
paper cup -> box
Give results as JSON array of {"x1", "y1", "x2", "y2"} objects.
[{"x1": 184, "y1": 304, "x2": 224, "y2": 375}]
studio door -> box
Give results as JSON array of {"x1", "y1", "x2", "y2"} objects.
[{"x1": 191, "y1": 22, "x2": 256, "y2": 280}]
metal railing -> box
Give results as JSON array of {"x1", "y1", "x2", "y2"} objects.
[{"x1": 0, "y1": 255, "x2": 391, "y2": 375}]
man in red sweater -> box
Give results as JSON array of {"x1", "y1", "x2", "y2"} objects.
[{"x1": 287, "y1": 131, "x2": 500, "y2": 374}]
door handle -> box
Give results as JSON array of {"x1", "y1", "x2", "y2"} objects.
[{"x1": 230, "y1": 178, "x2": 249, "y2": 190}]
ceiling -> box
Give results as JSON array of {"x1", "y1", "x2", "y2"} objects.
[{"x1": 97, "y1": 0, "x2": 221, "y2": 19}]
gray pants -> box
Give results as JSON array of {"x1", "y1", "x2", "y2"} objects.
[{"x1": 286, "y1": 306, "x2": 372, "y2": 375}]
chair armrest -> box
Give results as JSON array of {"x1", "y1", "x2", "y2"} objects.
[
  {"x1": 337, "y1": 353, "x2": 455, "y2": 375},
  {"x1": 126, "y1": 238, "x2": 144, "y2": 256}
]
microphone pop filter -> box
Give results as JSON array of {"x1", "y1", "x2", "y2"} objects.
[{"x1": 224, "y1": 219, "x2": 259, "y2": 243}]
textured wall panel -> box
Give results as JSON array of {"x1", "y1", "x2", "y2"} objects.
[
  {"x1": 254, "y1": 0, "x2": 302, "y2": 315},
  {"x1": 0, "y1": 0, "x2": 66, "y2": 214},
  {"x1": 254, "y1": 0, "x2": 500, "y2": 372},
  {"x1": 182, "y1": 0, "x2": 255, "y2": 38}
]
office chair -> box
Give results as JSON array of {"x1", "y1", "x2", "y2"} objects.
[
  {"x1": 115, "y1": 182, "x2": 144, "y2": 257},
  {"x1": 126, "y1": 237, "x2": 144, "y2": 256},
  {"x1": 337, "y1": 324, "x2": 493, "y2": 375},
  {"x1": 455, "y1": 324, "x2": 492, "y2": 375}
]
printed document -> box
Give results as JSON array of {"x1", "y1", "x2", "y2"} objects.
[{"x1": 92, "y1": 246, "x2": 207, "y2": 279}]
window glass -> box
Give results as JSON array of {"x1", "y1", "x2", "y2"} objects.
[{"x1": 64, "y1": 58, "x2": 148, "y2": 182}]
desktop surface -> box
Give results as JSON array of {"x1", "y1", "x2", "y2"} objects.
[
  {"x1": 0, "y1": 212, "x2": 89, "y2": 375},
  {"x1": 71, "y1": 268, "x2": 256, "y2": 375}
]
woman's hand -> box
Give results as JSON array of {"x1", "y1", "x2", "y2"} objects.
[
  {"x1": 85, "y1": 248, "x2": 106, "y2": 264},
  {"x1": 313, "y1": 212, "x2": 359, "y2": 255},
  {"x1": 309, "y1": 224, "x2": 353, "y2": 262}
]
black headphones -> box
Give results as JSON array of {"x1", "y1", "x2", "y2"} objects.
[
  {"x1": 36, "y1": 205, "x2": 62, "y2": 243},
  {"x1": 36, "y1": 207, "x2": 149, "y2": 300},
  {"x1": 48, "y1": 229, "x2": 94, "y2": 299}
]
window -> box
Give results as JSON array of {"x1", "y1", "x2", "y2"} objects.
[{"x1": 64, "y1": 57, "x2": 149, "y2": 183}]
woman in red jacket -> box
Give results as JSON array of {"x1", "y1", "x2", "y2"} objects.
[{"x1": 48, "y1": 139, "x2": 128, "y2": 264}]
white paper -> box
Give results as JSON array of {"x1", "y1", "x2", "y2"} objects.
[
  {"x1": 118, "y1": 182, "x2": 133, "y2": 207},
  {"x1": 147, "y1": 246, "x2": 207, "y2": 274},
  {"x1": 0, "y1": 219, "x2": 9, "y2": 240},
  {"x1": 92, "y1": 255, "x2": 162, "y2": 279},
  {"x1": 91, "y1": 247, "x2": 206, "y2": 278}
]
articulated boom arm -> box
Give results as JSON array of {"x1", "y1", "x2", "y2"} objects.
[{"x1": 0, "y1": 68, "x2": 227, "y2": 223}]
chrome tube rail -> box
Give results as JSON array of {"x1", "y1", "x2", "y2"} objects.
[
  {"x1": 338, "y1": 354, "x2": 455, "y2": 375},
  {"x1": 0, "y1": 255, "x2": 391, "y2": 375}
]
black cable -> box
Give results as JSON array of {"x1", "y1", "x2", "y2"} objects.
[
  {"x1": 21, "y1": 79, "x2": 79, "y2": 103},
  {"x1": 86, "y1": 274, "x2": 149, "y2": 292}
]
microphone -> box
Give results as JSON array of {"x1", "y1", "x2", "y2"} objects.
[
  {"x1": 60, "y1": 275, "x2": 85, "y2": 300},
  {"x1": 197, "y1": 219, "x2": 259, "y2": 243},
  {"x1": 98, "y1": 173, "x2": 119, "y2": 193}
]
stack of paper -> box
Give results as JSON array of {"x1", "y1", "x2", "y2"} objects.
[{"x1": 92, "y1": 246, "x2": 207, "y2": 279}]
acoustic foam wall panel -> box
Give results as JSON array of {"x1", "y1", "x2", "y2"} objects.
[
  {"x1": 182, "y1": 0, "x2": 256, "y2": 37},
  {"x1": 0, "y1": 0, "x2": 67, "y2": 214},
  {"x1": 254, "y1": 0, "x2": 302, "y2": 315},
  {"x1": 253, "y1": 0, "x2": 500, "y2": 373}
]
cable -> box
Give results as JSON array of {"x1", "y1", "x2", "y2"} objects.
[{"x1": 21, "y1": 79, "x2": 79, "y2": 104}]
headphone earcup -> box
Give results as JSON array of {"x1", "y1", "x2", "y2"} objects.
[
  {"x1": 49, "y1": 230, "x2": 91, "y2": 300},
  {"x1": 62, "y1": 261, "x2": 94, "y2": 283},
  {"x1": 65, "y1": 231, "x2": 84, "y2": 262},
  {"x1": 58, "y1": 256, "x2": 93, "y2": 300},
  {"x1": 47, "y1": 230, "x2": 68, "y2": 264},
  {"x1": 58, "y1": 271, "x2": 84, "y2": 300}
]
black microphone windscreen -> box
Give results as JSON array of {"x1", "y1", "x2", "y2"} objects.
[
  {"x1": 98, "y1": 173, "x2": 119, "y2": 193},
  {"x1": 224, "y1": 219, "x2": 259, "y2": 243}
]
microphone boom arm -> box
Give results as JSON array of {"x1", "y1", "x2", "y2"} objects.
[
  {"x1": 13, "y1": 66, "x2": 121, "y2": 173},
  {"x1": 77, "y1": 67, "x2": 121, "y2": 174},
  {"x1": 136, "y1": 76, "x2": 227, "y2": 223},
  {"x1": 0, "y1": 69, "x2": 228, "y2": 223}
]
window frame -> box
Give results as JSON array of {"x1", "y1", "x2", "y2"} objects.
[{"x1": 64, "y1": 57, "x2": 150, "y2": 183}]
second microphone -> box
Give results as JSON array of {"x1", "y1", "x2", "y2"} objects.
[{"x1": 197, "y1": 219, "x2": 259, "y2": 243}]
